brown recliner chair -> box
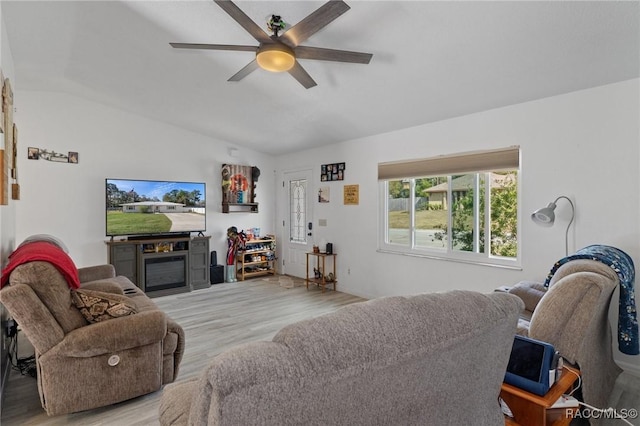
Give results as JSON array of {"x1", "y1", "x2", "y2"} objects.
[
  {"x1": 1, "y1": 259, "x2": 185, "y2": 415},
  {"x1": 507, "y1": 259, "x2": 622, "y2": 410}
]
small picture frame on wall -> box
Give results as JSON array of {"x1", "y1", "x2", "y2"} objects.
[
  {"x1": 68, "y1": 151, "x2": 79, "y2": 164},
  {"x1": 318, "y1": 186, "x2": 330, "y2": 203},
  {"x1": 320, "y1": 162, "x2": 345, "y2": 181},
  {"x1": 28, "y1": 147, "x2": 39, "y2": 160}
]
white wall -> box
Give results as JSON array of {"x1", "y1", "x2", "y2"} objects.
[
  {"x1": 0, "y1": 6, "x2": 16, "y2": 267},
  {"x1": 10, "y1": 78, "x2": 640, "y2": 372},
  {"x1": 14, "y1": 91, "x2": 276, "y2": 267},
  {"x1": 276, "y1": 79, "x2": 640, "y2": 371},
  {"x1": 0, "y1": 5, "x2": 17, "y2": 398}
]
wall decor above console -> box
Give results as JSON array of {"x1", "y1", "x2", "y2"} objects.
[
  {"x1": 221, "y1": 163, "x2": 260, "y2": 213},
  {"x1": 27, "y1": 147, "x2": 78, "y2": 164}
]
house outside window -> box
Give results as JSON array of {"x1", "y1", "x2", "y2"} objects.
[{"x1": 378, "y1": 147, "x2": 520, "y2": 268}]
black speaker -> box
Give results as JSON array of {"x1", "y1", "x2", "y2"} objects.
[
  {"x1": 210, "y1": 265, "x2": 224, "y2": 284},
  {"x1": 210, "y1": 251, "x2": 217, "y2": 266}
]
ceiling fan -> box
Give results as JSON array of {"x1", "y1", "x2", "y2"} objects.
[{"x1": 170, "y1": 0, "x2": 373, "y2": 89}]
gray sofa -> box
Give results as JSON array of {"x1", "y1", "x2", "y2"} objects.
[
  {"x1": 1, "y1": 252, "x2": 185, "y2": 415},
  {"x1": 159, "y1": 290, "x2": 523, "y2": 426}
]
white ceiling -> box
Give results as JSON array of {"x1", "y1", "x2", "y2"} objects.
[{"x1": 2, "y1": 1, "x2": 638, "y2": 155}]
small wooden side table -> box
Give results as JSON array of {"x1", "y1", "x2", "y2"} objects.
[
  {"x1": 305, "y1": 252, "x2": 337, "y2": 292},
  {"x1": 500, "y1": 367, "x2": 581, "y2": 426}
]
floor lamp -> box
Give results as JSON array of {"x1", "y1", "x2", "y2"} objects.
[{"x1": 531, "y1": 195, "x2": 575, "y2": 256}]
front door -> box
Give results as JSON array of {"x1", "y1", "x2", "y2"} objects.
[{"x1": 280, "y1": 169, "x2": 313, "y2": 278}]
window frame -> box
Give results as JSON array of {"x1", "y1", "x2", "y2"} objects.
[{"x1": 378, "y1": 148, "x2": 521, "y2": 269}]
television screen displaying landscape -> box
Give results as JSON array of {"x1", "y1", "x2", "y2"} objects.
[{"x1": 106, "y1": 179, "x2": 206, "y2": 236}]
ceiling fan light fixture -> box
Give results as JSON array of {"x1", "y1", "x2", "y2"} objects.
[{"x1": 256, "y1": 44, "x2": 295, "y2": 72}]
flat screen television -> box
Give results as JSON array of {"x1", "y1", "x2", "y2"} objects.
[{"x1": 106, "y1": 178, "x2": 206, "y2": 238}]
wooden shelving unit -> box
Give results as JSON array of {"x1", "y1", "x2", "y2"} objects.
[
  {"x1": 222, "y1": 202, "x2": 259, "y2": 213},
  {"x1": 236, "y1": 238, "x2": 276, "y2": 280}
]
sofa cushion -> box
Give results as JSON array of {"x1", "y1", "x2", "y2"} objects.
[
  {"x1": 507, "y1": 281, "x2": 546, "y2": 313},
  {"x1": 71, "y1": 289, "x2": 137, "y2": 323}
]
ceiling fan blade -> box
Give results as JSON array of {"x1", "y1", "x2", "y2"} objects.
[
  {"x1": 295, "y1": 46, "x2": 372, "y2": 64},
  {"x1": 228, "y1": 60, "x2": 259, "y2": 82},
  {"x1": 170, "y1": 43, "x2": 257, "y2": 52},
  {"x1": 288, "y1": 61, "x2": 317, "y2": 89},
  {"x1": 280, "y1": 1, "x2": 350, "y2": 47},
  {"x1": 214, "y1": 0, "x2": 271, "y2": 44}
]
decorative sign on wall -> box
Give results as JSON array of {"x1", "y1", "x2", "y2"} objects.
[
  {"x1": 318, "y1": 186, "x2": 330, "y2": 203},
  {"x1": 27, "y1": 147, "x2": 79, "y2": 164},
  {"x1": 321, "y1": 162, "x2": 345, "y2": 181},
  {"x1": 343, "y1": 184, "x2": 359, "y2": 205},
  {"x1": 221, "y1": 163, "x2": 258, "y2": 204}
]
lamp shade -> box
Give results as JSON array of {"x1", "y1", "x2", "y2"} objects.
[
  {"x1": 531, "y1": 202, "x2": 557, "y2": 227},
  {"x1": 531, "y1": 195, "x2": 575, "y2": 256},
  {"x1": 256, "y1": 44, "x2": 295, "y2": 72}
]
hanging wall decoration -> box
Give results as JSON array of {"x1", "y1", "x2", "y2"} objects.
[
  {"x1": 28, "y1": 147, "x2": 39, "y2": 159},
  {"x1": 1, "y1": 76, "x2": 14, "y2": 205},
  {"x1": 343, "y1": 184, "x2": 359, "y2": 205},
  {"x1": 11, "y1": 124, "x2": 19, "y2": 200},
  {"x1": 221, "y1": 163, "x2": 260, "y2": 213},
  {"x1": 318, "y1": 186, "x2": 330, "y2": 203},
  {"x1": 0, "y1": 70, "x2": 4, "y2": 135},
  {"x1": 26, "y1": 147, "x2": 78, "y2": 164},
  {"x1": 321, "y1": 162, "x2": 345, "y2": 182}
]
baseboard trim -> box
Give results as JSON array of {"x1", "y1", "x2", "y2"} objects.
[{"x1": 617, "y1": 359, "x2": 640, "y2": 378}]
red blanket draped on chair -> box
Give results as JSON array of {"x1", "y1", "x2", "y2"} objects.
[{"x1": 1, "y1": 241, "x2": 80, "y2": 288}]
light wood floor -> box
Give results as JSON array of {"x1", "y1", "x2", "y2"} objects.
[
  {"x1": 2, "y1": 277, "x2": 639, "y2": 426},
  {"x1": 0, "y1": 276, "x2": 365, "y2": 425}
]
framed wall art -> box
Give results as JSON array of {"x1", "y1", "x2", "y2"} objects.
[
  {"x1": 343, "y1": 184, "x2": 359, "y2": 205},
  {"x1": 28, "y1": 147, "x2": 40, "y2": 159},
  {"x1": 320, "y1": 162, "x2": 345, "y2": 181},
  {"x1": 1, "y1": 77, "x2": 13, "y2": 205},
  {"x1": 318, "y1": 186, "x2": 330, "y2": 203}
]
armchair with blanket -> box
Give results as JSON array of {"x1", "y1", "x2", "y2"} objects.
[
  {"x1": 507, "y1": 245, "x2": 638, "y2": 411},
  {"x1": 0, "y1": 236, "x2": 185, "y2": 415}
]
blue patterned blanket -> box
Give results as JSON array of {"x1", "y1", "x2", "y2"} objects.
[{"x1": 544, "y1": 245, "x2": 638, "y2": 355}]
